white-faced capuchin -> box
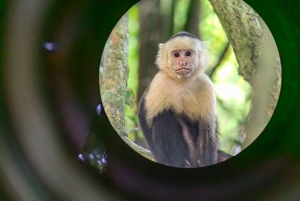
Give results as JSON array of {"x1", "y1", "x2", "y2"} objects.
[{"x1": 138, "y1": 32, "x2": 231, "y2": 168}]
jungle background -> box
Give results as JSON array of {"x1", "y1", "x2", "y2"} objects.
[{"x1": 115, "y1": 0, "x2": 253, "y2": 156}]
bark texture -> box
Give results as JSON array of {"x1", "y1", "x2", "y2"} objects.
[
  {"x1": 101, "y1": 13, "x2": 154, "y2": 161},
  {"x1": 101, "y1": 13, "x2": 129, "y2": 138},
  {"x1": 208, "y1": 0, "x2": 281, "y2": 149}
]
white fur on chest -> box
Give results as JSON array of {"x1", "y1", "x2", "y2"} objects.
[{"x1": 145, "y1": 72, "x2": 216, "y2": 125}]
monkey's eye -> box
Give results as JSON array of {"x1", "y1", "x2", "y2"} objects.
[
  {"x1": 186, "y1": 51, "x2": 192, "y2": 56},
  {"x1": 174, "y1": 52, "x2": 180, "y2": 57}
]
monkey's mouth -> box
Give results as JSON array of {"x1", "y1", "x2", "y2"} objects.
[{"x1": 175, "y1": 68, "x2": 191, "y2": 75}]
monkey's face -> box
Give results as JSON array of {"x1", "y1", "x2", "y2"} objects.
[
  {"x1": 156, "y1": 36, "x2": 207, "y2": 80},
  {"x1": 169, "y1": 48, "x2": 198, "y2": 76}
]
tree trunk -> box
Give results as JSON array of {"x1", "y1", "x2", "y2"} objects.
[
  {"x1": 101, "y1": 13, "x2": 154, "y2": 161},
  {"x1": 184, "y1": 0, "x2": 201, "y2": 38},
  {"x1": 137, "y1": 0, "x2": 164, "y2": 102},
  {"x1": 101, "y1": 13, "x2": 130, "y2": 138},
  {"x1": 208, "y1": 0, "x2": 281, "y2": 149}
]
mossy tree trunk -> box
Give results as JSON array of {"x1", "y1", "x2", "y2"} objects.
[
  {"x1": 101, "y1": 13, "x2": 154, "y2": 161},
  {"x1": 208, "y1": 0, "x2": 281, "y2": 149},
  {"x1": 101, "y1": 13, "x2": 129, "y2": 138}
]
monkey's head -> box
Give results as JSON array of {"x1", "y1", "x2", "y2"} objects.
[{"x1": 156, "y1": 32, "x2": 209, "y2": 80}]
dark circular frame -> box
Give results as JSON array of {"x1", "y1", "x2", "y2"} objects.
[{"x1": 0, "y1": 0, "x2": 300, "y2": 200}]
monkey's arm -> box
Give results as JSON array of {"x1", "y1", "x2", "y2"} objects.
[
  {"x1": 137, "y1": 93, "x2": 155, "y2": 152},
  {"x1": 138, "y1": 94, "x2": 190, "y2": 167},
  {"x1": 217, "y1": 150, "x2": 232, "y2": 162},
  {"x1": 152, "y1": 110, "x2": 191, "y2": 167}
]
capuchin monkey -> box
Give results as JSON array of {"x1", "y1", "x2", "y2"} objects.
[{"x1": 138, "y1": 32, "x2": 231, "y2": 168}]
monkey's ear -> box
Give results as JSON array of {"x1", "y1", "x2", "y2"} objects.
[
  {"x1": 197, "y1": 40, "x2": 210, "y2": 72},
  {"x1": 157, "y1": 43, "x2": 165, "y2": 59},
  {"x1": 155, "y1": 43, "x2": 165, "y2": 69},
  {"x1": 158, "y1": 43, "x2": 164, "y2": 51}
]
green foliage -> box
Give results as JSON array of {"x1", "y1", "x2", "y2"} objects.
[
  {"x1": 173, "y1": 0, "x2": 191, "y2": 33},
  {"x1": 212, "y1": 47, "x2": 251, "y2": 153},
  {"x1": 125, "y1": 5, "x2": 141, "y2": 141},
  {"x1": 200, "y1": 0, "x2": 229, "y2": 66},
  {"x1": 127, "y1": 5, "x2": 139, "y2": 112}
]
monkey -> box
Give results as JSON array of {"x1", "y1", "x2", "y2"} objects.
[{"x1": 138, "y1": 31, "x2": 231, "y2": 168}]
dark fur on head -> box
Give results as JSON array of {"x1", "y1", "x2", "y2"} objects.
[{"x1": 169, "y1": 31, "x2": 198, "y2": 41}]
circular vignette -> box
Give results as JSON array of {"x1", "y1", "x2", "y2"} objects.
[{"x1": 0, "y1": 0, "x2": 300, "y2": 201}]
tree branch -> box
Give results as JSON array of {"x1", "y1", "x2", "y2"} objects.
[{"x1": 208, "y1": 42, "x2": 230, "y2": 77}]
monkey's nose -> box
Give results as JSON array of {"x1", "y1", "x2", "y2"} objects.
[{"x1": 179, "y1": 60, "x2": 188, "y2": 66}]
